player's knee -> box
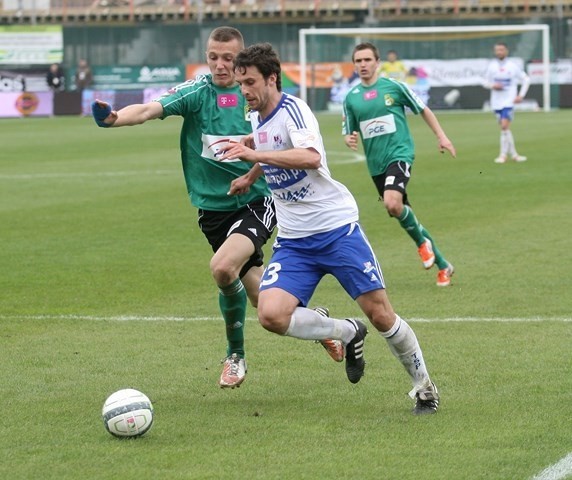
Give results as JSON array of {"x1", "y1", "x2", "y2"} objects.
[
  {"x1": 369, "y1": 310, "x2": 397, "y2": 332},
  {"x1": 384, "y1": 200, "x2": 402, "y2": 218},
  {"x1": 257, "y1": 302, "x2": 290, "y2": 334},
  {"x1": 210, "y1": 256, "x2": 239, "y2": 286}
]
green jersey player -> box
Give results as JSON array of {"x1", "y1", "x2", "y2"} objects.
[
  {"x1": 342, "y1": 42, "x2": 457, "y2": 287},
  {"x1": 91, "y1": 27, "x2": 276, "y2": 388}
]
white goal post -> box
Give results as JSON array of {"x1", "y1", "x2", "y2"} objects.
[{"x1": 298, "y1": 24, "x2": 551, "y2": 112}]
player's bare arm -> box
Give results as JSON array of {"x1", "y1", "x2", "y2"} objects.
[
  {"x1": 228, "y1": 164, "x2": 264, "y2": 196},
  {"x1": 220, "y1": 144, "x2": 321, "y2": 170},
  {"x1": 92, "y1": 100, "x2": 163, "y2": 127},
  {"x1": 344, "y1": 131, "x2": 359, "y2": 151},
  {"x1": 420, "y1": 107, "x2": 457, "y2": 158}
]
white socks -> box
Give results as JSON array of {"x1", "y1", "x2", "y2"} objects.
[
  {"x1": 380, "y1": 315, "x2": 430, "y2": 388},
  {"x1": 501, "y1": 129, "x2": 517, "y2": 157},
  {"x1": 285, "y1": 307, "x2": 356, "y2": 344}
]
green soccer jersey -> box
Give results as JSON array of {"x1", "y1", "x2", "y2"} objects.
[
  {"x1": 342, "y1": 77, "x2": 426, "y2": 177},
  {"x1": 158, "y1": 74, "x2": 270, "y2": 211}
]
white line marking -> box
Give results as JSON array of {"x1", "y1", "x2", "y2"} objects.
[
  {"x1": 0, "y1": 315, "x2": 570, "y2": 322},
  {"x1": 327, "y1": 150, "x2": 366, "y2": 164},
  {"x1": 531, "y1": 453, "x2": 572, "y2": 480},
  {"x1": 0, "y1": 170, "x2": 177, "y2": 180}
]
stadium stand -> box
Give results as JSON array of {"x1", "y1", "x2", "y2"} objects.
[{"x1": 1, "y1": 0, "x2": 572, "y2": 24}]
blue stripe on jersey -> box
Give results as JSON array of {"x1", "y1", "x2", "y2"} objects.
[
  {"x1": 256, "y1": 93, "x2": 287, "y2": 128},
  {"x1": 282, "y1": 96, "x2": 307, "y2": 129}
]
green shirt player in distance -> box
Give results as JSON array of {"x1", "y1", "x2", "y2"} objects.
[
  {"x1": 342, "y1": 42, "x2": 457, "y2": 287},
  {"x1": 91, "y1": 27, "x2": 276, "y2": 389}
]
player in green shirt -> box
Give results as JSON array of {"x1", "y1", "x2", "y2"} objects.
[
  {"x1": 343, "y1": 42, "x2": 456, "y2": 287},
  {"x1": 91, "y1": 27, "x2": 276, "y2": 388}
]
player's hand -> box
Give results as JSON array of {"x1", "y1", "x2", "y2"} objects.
[
  {"x1": 492, "y1": 82, "x2": 504, "y2": 90},
  {"x1": 438, "y1": 136, "x2": 456, "y2": 158},
  {"x1": 91, "y1": 100, "x2": 118, "y2": 127},
  {"x1": 514, "y1": 95, "x2": 523, "y2": 104},
  {"x1": 344, "y1": 132, "x2": 359, "y2": 151},
  {"x1": 228, "y1": 175, "x2": 253, "y2": 196},
  {"x1": 241, "y1": 134, "x2": 256, "y2": 150},
  {"x1": 219, "y1": 143, "x2": 257, "y2": 163}
]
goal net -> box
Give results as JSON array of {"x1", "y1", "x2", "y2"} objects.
[{"x1": 298, "y1": 25, "x2": 552, "y2": 113}]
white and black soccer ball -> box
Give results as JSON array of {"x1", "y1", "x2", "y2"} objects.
[{"x1": 102, "y1": 388, "x2": 154, "y2": 438}]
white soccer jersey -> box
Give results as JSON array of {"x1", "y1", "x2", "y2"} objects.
[
  {"x1": 485, "y1": 58, "x2": 529, "y2": 110},
  {"x1": 251, "y1": 93, "x2": 359, "y2": 239}
]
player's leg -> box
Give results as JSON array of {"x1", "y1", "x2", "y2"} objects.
[
  {"x1": 211, "y1": 233, "x2": 254, "y2": 357},
  {"x1": 241, "y1": 265, "x2": 264, "y2": 308},
  {"x1": 199, "y1": 199, "x2": 276, "y2": 388},
  {"x1": 495, "y1": 110, "x2": 509, "y2": 163},
  {"x1": 374, "y1": 163, "x2": 435, "y2": 269},
  {"x1": 331, "y1": 221, "x2": 439, "y2": 412},
  {"x1": 257, "y1": 234, "x2": 367, "y2": 383},
  {"x1": 502, "y1": 110, "x2": 527, "y2": 162},
  {"x1": 419, "y1": 225, "x2": 454, "y2": 287},
  {"x1": 357, "y1": 289, "x2": 439, "y2": 414}
]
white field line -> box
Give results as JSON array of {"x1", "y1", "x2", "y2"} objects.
[
  {"x1": 530, "y1": 453, "x2": 572, "y2": 480},
  {"x1": 0, "y1": 152, "x2": 360, "y2": 180},
  {"x1": 327, "y1": 150, "x2": 366, "y2": 164},
  {"x1": 0, "y1": 170, "x2": 178, "y2": 180},
  {"x1": 0, "y1": 314, "x2": 570, "y2": 322}
]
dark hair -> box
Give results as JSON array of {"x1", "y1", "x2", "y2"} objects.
[
  {"x1": 352, "y1": 42, "x2": 380, "y2": 62},
  {"x1": 208, "y1": 26, "x2": 244, "y2": 48},
  {"x1": 234, "y1": 42, "x2": 282, "y2": 92},
  {"x1": 495, "y1": 42, "x2": 508, "y2": 49}
]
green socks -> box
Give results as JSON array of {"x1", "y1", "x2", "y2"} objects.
[
  {"x1": 397, "y1": 206, "x2": 448, "y2": 270},
  {"x1": 397, "y1": 205, "x2": 426, "y2": 246},
  {"x1": 420, "y1": 226, "x2": 448, "y2": 270},
  {"x1": 218, "y1": 278, "x2": 247, "y2": 358}
]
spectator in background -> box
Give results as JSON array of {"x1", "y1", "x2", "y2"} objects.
[
  {"x1": 46, "y1": 63, "x2": 65, "y2": 91},
  {"x1": 74, "y1": 59, "x2": 93, "y2": 91},
  {"x1": 378, "y1": 49, "x2": 408, "y2": 82}
]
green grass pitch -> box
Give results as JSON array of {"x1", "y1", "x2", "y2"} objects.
[{"x1": 0, "y1": 109, "x2": 571, "y2": 480}]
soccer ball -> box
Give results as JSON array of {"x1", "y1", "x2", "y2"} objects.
[{"x1": 102, "y1": 388, "x2": 154, "y2": 438}]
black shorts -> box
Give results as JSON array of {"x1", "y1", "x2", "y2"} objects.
[
  {"x1": 198, "y1": 197, "x2": 276, "y2": 278},
  {"x1": 372, "y1": 160, "x2": 412, "y2": 206}
]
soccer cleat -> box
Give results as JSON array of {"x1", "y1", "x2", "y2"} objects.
[
  {"x1": 417, "y1": 239, "x2": 435, "y2": 269},
  {"x1": 344, "y1": 319, "x2": 368, "y2": 384},
  {"x1": 219, "y1": 353, "x2": 247, "y2": 389},
  {"x1": 512, "y1": 154, "x2": 527, "y2": 162},
  {"x1": 436, "y1": 263, "x2": 455, "y2": 287},
  {"x1": 411, "y1": 381, "x2": 440, "y2": 415},
  {"x1": 494, "y1": 155, "x2": 507, "y2": 164},
  {"x1": 314, "y1": 307, "x2": 344, "y2": 362}
]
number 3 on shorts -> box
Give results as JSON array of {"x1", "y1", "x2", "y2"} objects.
[{"x1": 261, "y1": 262, "x2": 281, "y2": 287}]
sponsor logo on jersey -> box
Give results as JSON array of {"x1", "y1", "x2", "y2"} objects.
[
  {"x1": 273, "y1": 134, "x2": 285, "y2": 149},
  {"x1": 258, "y1": 131, "x2": 268, "y2": 144},
  {"x1": 364, "y1": 90, "x2": 378, "y2": 101},
  {"x1": 201, "y1": 134, "x2": 244, "y2": 162},
  {"x1": 360, "y1": 114, "x2": 396, "y2": 139},
  {"x1": 261, "y1": 165, "x2": 307, "y2": 190},
  {"x1": 217, "y1": 93, "x2": 238, "y2": 108}
]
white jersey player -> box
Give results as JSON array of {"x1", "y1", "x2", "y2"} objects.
[
  {"x1": 484, "y1": 42, "x2": 530, "y2": 164},
  {"x1": 221, "y1": 42, "x2": 441, "y2": 415},
  {"x1": 248, "y1": 93, "x2": 358, "y2": 239}
]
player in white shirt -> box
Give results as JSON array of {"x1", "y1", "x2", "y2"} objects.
[
  {"x1": 484, "y1": 42, "x2": 530, "y2": 164},
  {"x1": 221, "y1": 43, "x2": 440, "y2": 414}
]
